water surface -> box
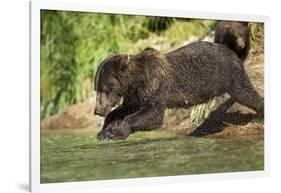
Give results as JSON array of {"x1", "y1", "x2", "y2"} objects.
[{"x1": 41, "y1": 130, "x2": 264, "y2": 183}]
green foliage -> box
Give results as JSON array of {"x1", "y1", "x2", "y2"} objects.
[
  {"x1": 146, "y1": 17, "x2": 175, "y2": 33},
  {"x1": 41, "y1": 10, "x2": 215, "y2": 119},
  {"x1": 190, "y1": 99, "x2": 215, "y2": 127},
  {"x1": 249, "y1": 22, "x2": 264, "y2": 50},
  {"x1": 41, "y1": 11, "x2": 150, "y2": 118}
]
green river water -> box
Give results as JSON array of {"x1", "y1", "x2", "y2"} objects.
[{"x1": 41, "y1": 130, "x2": 264, "y2": 183}]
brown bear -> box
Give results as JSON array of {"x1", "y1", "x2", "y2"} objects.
[
  {"x1": 94, "y1": 42, "x2": 263, "y2": 140},
  {"x1": 214, "y1": 21, "x2": 250, "y2": 61}
]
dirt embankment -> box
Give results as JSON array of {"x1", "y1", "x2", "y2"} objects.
[{"x1": 41, "y1": 97, "x2": 103, "y2": 130}]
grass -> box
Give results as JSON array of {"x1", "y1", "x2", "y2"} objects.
[
  {"x1": 41, "y1": 129, "x2": 264, "y2": 183},
  {"x1": 250, "y1": 22, "x2": 264, "y2": 50}
]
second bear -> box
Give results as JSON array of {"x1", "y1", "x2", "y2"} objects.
[{"x1": 214, "y1": 21, "x2": 250, "y2": 61}]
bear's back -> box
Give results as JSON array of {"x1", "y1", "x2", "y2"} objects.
[{"x1": 165, "y1": 41, "x2": 244, "y2": 102}]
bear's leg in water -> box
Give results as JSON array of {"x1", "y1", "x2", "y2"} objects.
[
  {"x1": 97, "y1": 105, "x2": 130, "y2": 140},
  {"x1": 103, "y1": 104, "x2": 165, "y2": 140}
]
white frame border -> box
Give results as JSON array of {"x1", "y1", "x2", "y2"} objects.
[{"x1": 30, "y1": 0, "x2": 271, "y2": 192}]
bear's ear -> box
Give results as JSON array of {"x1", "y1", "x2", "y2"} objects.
[
  {"x1": 134, "y1": 47, "x2": 161, "y2": 64},
  {"x1": 142, "y1": 47, "x2": 160, "y2": 54},
  {"x1": 118, "y1": 54, "x2": 132, "y2": 72}
]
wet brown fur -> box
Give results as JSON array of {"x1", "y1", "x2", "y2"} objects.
[{"x1": 94, "y1": 42, "x2": 263, "y2": 140}]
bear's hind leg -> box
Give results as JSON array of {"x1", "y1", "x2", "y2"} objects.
[{"x1": 229, "y1": 76, "x2": 264, "y2": 118}]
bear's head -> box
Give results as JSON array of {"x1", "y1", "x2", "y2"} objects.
[
  {"x1": 94, "y1": 54, "x2": 132, "y2": 116},
  {"x1": 93, "y1": 48, "x2": 172, "y2": 117},
  {"x1": 224, "y1": 21, "x2": 249, "y2": 50}
]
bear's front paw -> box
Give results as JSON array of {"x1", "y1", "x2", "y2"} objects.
[
  {"x1": 97, "y1": 127, "x2": 114, "y2": 140},
  {"x1": 110, "y1": 126, "x2": 131, "y2": 141},
  {"x1": 97, "y1": 122, "x2": 132, "y2": 141}
]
